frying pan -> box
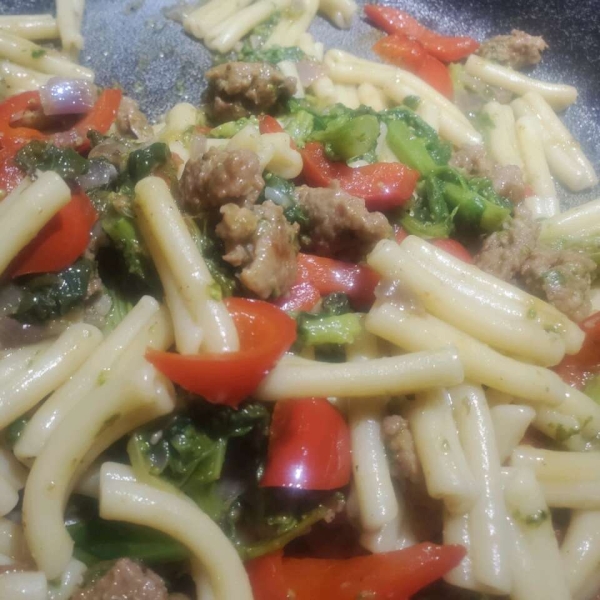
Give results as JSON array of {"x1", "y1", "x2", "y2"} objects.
[{"x1": 1, "y1": 0, "x2": 599, "y2": 208}]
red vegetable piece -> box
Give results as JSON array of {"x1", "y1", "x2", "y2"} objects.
[
  {"x1": 275, "y1": 281, "x2": 321, "y2": 313},
  {"x1": 246, "y1": 553, "x2": 289, "y2": 600},
  {"x1": 373, "y1": 34, "x2": 427, "y2": 71},
  {"x1": 430, "y1": 238, "x2": 473, "y2": 263},
  {"x1": 301, "y1": 142, "x2": 419, "y2": 210},
  {"x1": 415, "y1": 53, "x2": 454, "y2": 99},
  {"x1": 147, "y1": 298, "x2": 297, "y2": 407},
  {"x1": 261, "y1": 398, "x2": 351, "y2": 490},
  {"x1": 10, "y1": 191, "x2": 98, "y2": 277}
]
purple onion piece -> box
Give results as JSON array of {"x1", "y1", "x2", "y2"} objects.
[
  {"x1": 39, "y1": 78, "x2": 98, "y2": 116},
  {"x1": 75, "y1": 160, "x2": 118, "y2": 191}
]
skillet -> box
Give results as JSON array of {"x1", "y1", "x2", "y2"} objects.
[{"x1": 1, "y1": 0, "x2": 599, "y2": 208}]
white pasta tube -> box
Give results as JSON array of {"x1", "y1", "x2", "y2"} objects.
[
  {"x1": 540, "y1": 198, "x2": 600, "y2": 240},
  {"x1": 503, "y1": 467, "x2": 570, "y2": 600},
  {"x1": 357, "y1": 83, "x2": 388, "y2": 111},
  {"x1": 48, "y1": 558, "x2": 87, "y2": 600},
  {"x1": 267, "y1": 0, "x2": 319, "y2": 46},
  {"x1": 511, "y1": 446, "x2": 600, "y2": 482},
  {"x1": 0, "y1": 171, "x2": 71, "y2": 276},
  {"x1": 416, "y1": 100, "x2": 440, "y2": 132},
  {"x1": 318, "y1": 0, "x2": 357, "y2": 29},
  {"x1": 368, "y1": 239, "x2": 566, "y2": 366},
  {"x1": 483, "y1": 101, "x2": 523, "y2": 169},
  {"x1": 518, "y1": 92, "x2": 598, "y2": 192},
  {"x1": 183, "y1": 0, "x2": 254, "y2": 40},
  {"x1": 0, "y1": 341, "x2": 51, "y2": 384},
  {"x1": 56, "y1": 0, "x2": 85, "y2": 57},
  {"x1": 297, "y1": 33, "x2": 324, "y2": 61},
  {"x1": 0, "y1": 475, "x2": 18, "y2": 517},
  {"x1": 277, "y1": 61, "x2": 305, "y2": 98},
  {"x1": 334, "y1": 83, "x2": 360, "y2": 108},
  {"x1": 561, "y1": 511, "x2": 600, "y2": 600},
  {"x1": 0, "y1": 572, "x2": 47, "y2": 599},
  {"x1": 367, "y1": 303, "x2": 568, "y2": 406},
  {"x1": 555, "y1": 387, "x2": 600, "y2": 441},
  {"x1": 449, "y1": 384, "x2": 511, "y2": 594},
  {"x1": 0, "y1": 60, "x2": 50, "y2": 96},
  {"x1": 523, "y1": 195, "x2": 561, "y2": 220},
  {"x1": 371, "y1": 235, "x2": 584, "y2": 355},
  {"x1": 349, "y1": 399, "x2": 398, "y2": 531},
  {"x1": 15, "y1": 297, "x2": 172, "y2": 460},
  {"x1": 0, "y1": 519, "x2": 28, "y2": 561},
  {"x1": 465, "y1": 55, "x2": 577, "y2": 110},
  {"x1": 532, "y1": 407, "x2": 588, "y2": 451},
  {"x1": 158, "y1": 102, "x2": 198, "y2": 144},
  {"x1": 310, "y1": 75, "x2": 337, "y2": 104},
  {"x1": 205, "y1": 0, "x2": 292, "y2": 54},
  {"x1": 22, "y1": 363, "x2": 176, "y2": 579},
  {"x1": 516, "y1": 115, "x2": 558, "y2": 207},
  {"x1": 256, "y1": 347, "x2": 464, "y2": 401},
  {"x1": 409, "y1": 387, "x2": 477, "y2": 515},
  {"x1": 135, "y1": 176, "x2": 239, "y2": 353},
  {"x1": 0, "y1": 177, "x2": 32, "y2": 219},
  {"x1": 0, "y1": 31, "x2": 93, "y2": 81},
  {"x1": 0, "y1": 15, "x2": 58, "y2": 41},
  {"x1": 0, "y1": 324, "x2": 102, "y2": 430},
  {"x1": 0, "y1": 446, "x2": 27, "y2": 492},
  {"x1": 99, "y1": 463, "x2": 253, "y2": 600},
  {"x1": 261, "y1": 132, "x2": 304, "y2": 178},
  {"x1": 360, "y1": 510, "x2": 417, "y2": 554},
  {"x1": 443, "y1": 511, "x2": 477, "y2": 590},
  {"x1": 490, "y1": 405, "x2": 535, "y2": 463}
]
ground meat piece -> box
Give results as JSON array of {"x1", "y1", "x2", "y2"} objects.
[
  {"x1": 478, "y1": 29, "x2": 548, "y2": 70},
  {"x1": 450, "y1": 144, "x2": 527, "y2": 203},
  {"x1": 205, "y1": 62, "x2": 296, "y2": 123},
  {"x1": 382, "y1": 415, "x2": 421, "y2": 484},
  {"x1": 71, "y1": 558, "x2": 169, "y2": 600},
  {"x1": 116, "y1": 96, "x2": 153, "y2": 141},
  {"x1": 216, "y1": 200, "x2": 299, "y2": 299},
  {"x1": 476, "y1": 205, "x2": 597, "y2": 321},
  {"x1": 295, "y1": 184, "x2": 392, "y2": 260},
  {"x1": 179, "y1": 147, "x2": 264, "y2": 214}
]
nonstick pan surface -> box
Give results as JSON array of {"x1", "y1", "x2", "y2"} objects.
[{"x1": 2, "y1": 0, "x2": 599, "y2": 207}]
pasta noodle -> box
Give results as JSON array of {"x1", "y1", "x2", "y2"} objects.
[
  {"x1": 266, "y1": 0, "x2": 319, "y2": 47},
  {"x1": 22, "y1": 362, "x2": 176, "y2": 579},
  {"x1": 366, "y1": 302, "x2": 568, "y2": 406},
  {"x1": 443, "y1": 511, "x2": 476, "y2": 590},
  {"x1": 0, "y1": 571, "x2": 47, "y2": 600},
  {"x1": 0, "y1": 172, "x2": 72, "y2": 276},
  {"x1": 0, "y1": 60, "x2": 50, "y2": 97},
  {"x1": 14, "y1": 297, "x2": 173, "y2": 460},
  {"x1": 0, "y1": 341, "x2": 51, "y2": 384},
  {"x1": 183, "y1": 0, "x2": 254, "y2": 40},
  {"x1": 0, "y1": 15, "x2": 58, "y2": 41},
  {"x1": 540, "y1": 198, "x2": 600, "y2": 240},
  {"x1": 464, "y1": 54, "x2": 577, "y2": 110},
  {"x1": 368, "y1": 238, "x2": 567, "y2": 366},
  {"x1": 0, "y1": 323, "x2": 102, "y2": 430},
  {"x1": 99, "y1": 463, "x2": 253, "y2": 600},
  {"x1": 0, "y1": 474, "x2": 18, "y2": 517},
  {"x1": 0, "y1": 30, "x2": 93, "y2": 80},
  {"x1": 490, "y1": 404, "x2": 535, "y2": 463},
  {"x1": 0, "y1": 519, "x2": 28, "y2": 561},
  {"x1": 503, "y1": 467, "x2": 570, "y2": 600},
  {"x1": 449, "y1": 384, "x2": 511, "y2": 594},
  {"x1": 483, "y1": 101, "x2": 523, "y2": 169},
  {"x1": 255, "y1": 347, "x2": 464, "y2": 401},
  {"x1": 408, "y1": 387, "x2": 478, "y2": 515},
  {"x1": 47, "y1": 559, "x2": 86, "y2": 600},
  {"x1": 357, "y1": 83, "x2": 388, "y2": 111},
  {"x1": 318, "y1": 0, "x2": 358, "y2": 29},
  {"x1": 56, "y1": 0, "x2": 85, "y2": 57}
]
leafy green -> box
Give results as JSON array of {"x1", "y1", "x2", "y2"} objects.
[
  {"x1": 187, "y1": 217, "x2": 238, "y2": 297},
  {"x1": 297, "y1": 312, "x2": 362, "y2": 346},
  {"x1": 312, "y1": 114, "x2": 380, "y2": 162},
  {"x1": 238, "y1": 45, "x2": 306, "y2": 64},
  {"x1": 280, "y1": 110, "x2": 314, "y2": 147},
  {"x1": 386, "y1": 119, "x2": 438, "y2": 175},
  {"x1": 127, "y1": 142, "x2": 171, "y2": 182},
  {"x1": 321, "y1": 292, "x2": 352, "y2": 316},
  {"x1": 102, "y1": 285, "x2": 134, "y2": 334},
  {"x1": 68, "y1": 518, "x2": 190, "y2": 565},
  {"x1": 15, "y1": 141, "x2": 89, "y2": 180},
  {"x1": 14, "y1": 259, "x2": 93, "y2": 324},
  {"x1": 101, "y1": 215, "x2": 151, "y2": 280},
  {"x1": 209, "y1": 116, "x2": 259, "y2": 139},
  {"x1": 259, "y1": 172, "x2": 309, "y2": 227}
]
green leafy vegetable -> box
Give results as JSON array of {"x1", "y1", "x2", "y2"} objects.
[
  {"x1": 386, "y1": 119, "x2": 437, "y2": 175},
  {"x1": 259, "y1": 172, "x2": 309, "y2": 227},
  {"x1": 280, "y1": 110, "x2": 314, "y2": 147},
  {"x1": 127, "y1": 142, "x2": 171, "y2": 182},
  {"x1": 312, "y1": 114, "x2": 380, "y2": 162},
  {"x1": 15, "y1": 141, "x2": 89, "y2": 180},
  {"x1": 239, "y1": 45, "x2": 306, "y2": 64},
  {"x1": 298, "y1": 312, "x2": 362, "y2": 346},
  {"x1": 101, "y1": 215, "x2": 151, "y2": 280},
  {"x1": 14, "y1": 258, "x2": 93, "y2": 324},
  {"x1": 102, "y1": 285, "x2": 134, "y2": 334},
  {"x1": 209, "y1": 116, "x2": 259, "y2": 139}
]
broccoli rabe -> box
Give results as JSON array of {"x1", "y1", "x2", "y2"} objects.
[
  {"x1": 15, "y1": 140, "x2": 89, "y2": 181},
  {"x1": 259, "y1": 172, "x2": 309, "y2": 227}
]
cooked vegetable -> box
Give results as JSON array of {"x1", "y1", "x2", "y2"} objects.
[
  {"x1": 15, "y1": 140, "x2": 89, "y2": 180},
  {"x1": 127, "y1": 142, "x2": 171, "y2": 182},
  {"x1": 210, "y1": 117, "x2": 258, "y2": 139},
  {"x1": 259, "y1": 172, "x2": 309, "y2": 228},
  {"x1": 386, "y1": 119, "x2": 438, "y2": 175},
  {"x1": 240, "y1": 45, "x2": 306, "y2": 65},
  {"x1": 101, "y1": 215, "x2": 151, "y2": 280},
  {"x1": 13, "y1": 258, "x2": 93, "y2": 324},
  {"x1": 312, "y1": 114, "x2": 380, "y2": 162}
]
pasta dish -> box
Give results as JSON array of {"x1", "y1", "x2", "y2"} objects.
[{"x1": 0, "y1": 1, "x2": 598, "y2": 599}]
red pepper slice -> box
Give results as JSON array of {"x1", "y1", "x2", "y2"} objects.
[
  {"x1": 275, "y1": 281, "x2": 321, "y2": 313},
  {"x1": 0, "y1": 88, "x2": 122, "y2": 152},
  {"x1": 147, "y1": 298, "x2": 297, "y2": 407},
  {"x1": 260, "y1": 398, "x2": 351, "y2": 490},
  {"x1": 373, "y1": 34, "x2": 427, "y2": 71},
  {"x1": 297, "y1": 253, "x2": 380, "y2": 310},
  {"x1": 248, "y1": 543, "x2": 467, "y2": 600},
  {"x1": 246, "y1": 553, "x2": 289, "y2": 600},
  {"x1": 364, "y1": 5, "x2": 480, "y2": 62},
  {"x1": 416, "y1": 53, "x2": 454, "y2": 99},
  {"x1": 555, "y1": 312, "x2": 600, "y2": 388},
  {"x1": 301, "y1": 142, "x2": 418, "y2": 211},
  {"x1": 9, "y1": 191, "x2": 98, "y2": 278}
]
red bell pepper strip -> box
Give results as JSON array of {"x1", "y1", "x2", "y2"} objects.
[
  {"x1": 296, "y1": 253, "x2": 380, "y2": 310},
  {"x1": 147, "y1": 298, "x2": 297, "y2": 407},
  {"x1": 555, "y1": 312, "x2": 600, "y2": 388},
  {"x1": 373, "y1": 34, "x2": 427, "y2": 71},
  {"x1": 0, "y1": 88, "x2": 122, "y2": 151},
  {"x1": 248, "y1": 543, "x2": 467, "y2": 600},
  {"x1": 364, "y1": 5, "x2": 480, "y2": 62},
  {"x1": 246, "y1": 553, "x2": 289, "y2": 600},
  {"x1": 275, "y1": 281, "x2": 321, "y2": 313},
  {"x1": 9, "y1": 191, "x2": 98, "y2": 278},
  {"x1": 415, "y1": 53, "x2": 454, "y2": 99},
  {"x1": 301, "y1": 142, "x2": 419, "y2": 211},
  {"x1": 260, "y1": 398, "x2": 351, "y2": 490}
]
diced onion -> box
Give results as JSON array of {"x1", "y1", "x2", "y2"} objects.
[{"x1": 39, "y1": 77, "x2": 98, "y2": 116}]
